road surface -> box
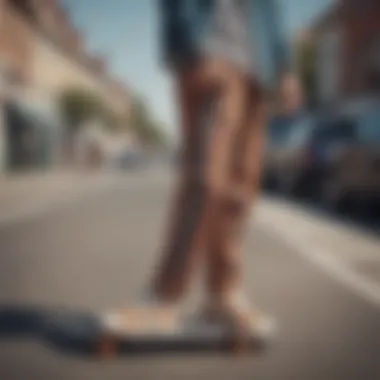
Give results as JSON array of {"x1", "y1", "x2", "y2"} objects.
[{"x1": 0, "y1": 169, "x2": 379, "y2": 380}]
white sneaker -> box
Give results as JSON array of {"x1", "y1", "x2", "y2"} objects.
[
  {"x1": 202, "y1": 291, "x2": 277, "y2": 339},
  {"x1": 99, "y1": 289, "x2": 180, "y2": 335}
]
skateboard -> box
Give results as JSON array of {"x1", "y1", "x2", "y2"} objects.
[
  {"x1": 95, "y1": 309, "x2": 275, "y2": 358},
  {"x1": 39, "y1": 308, "x2": 275, "y2": 358}
]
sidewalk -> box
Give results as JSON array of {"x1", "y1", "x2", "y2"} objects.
[
  {"x1": 0, "y1": 169, "x2": 115, "y2": 226},
  {"x1": 256, "y1": 196, "x2": 380, "y2": 307}
]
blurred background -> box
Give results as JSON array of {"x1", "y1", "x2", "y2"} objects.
[
  {"x1": 0, "y1": 1, "x2": 379, "y2": 379},
  {"x1": 0, "y1": 0, "x2": 170, "y2": 177}
]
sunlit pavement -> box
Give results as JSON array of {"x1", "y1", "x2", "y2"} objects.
[
  {"x1": 0, "y1": 168, "x2": 166, "y2": 226},
  {"x1": 0, "y1": 168, "x2": 379, "y2": 380},
  {"x1": 0, "y1": 170, "x2": 116, "y2": 226}
]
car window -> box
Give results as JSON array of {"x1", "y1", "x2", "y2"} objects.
[
  {"x1": 359, "y1": 109, "x2": 380, "y2": 142},
  {"x1": 312, "y1": 119, "x2": 356, "y2": 143}
]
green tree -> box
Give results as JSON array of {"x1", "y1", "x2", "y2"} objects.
[
  {"x1": 59, "y1": 88, "x2": 107, "y2": 131},
  {"x1": 129, "y1": 97, "x2": 167, "y2": 146}
]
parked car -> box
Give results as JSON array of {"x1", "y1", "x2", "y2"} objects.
[
  {"x1": 317, "y1": 102, "x2": 380, "y2": 214},
  {"x1": 263, "y1": 112, "x2": 327, "y2": 196},
  {"x1": 263, "y1": 110, "x2": 365, "y2": 199},
  {"x1": 262, "y1": 112, "x2": 303, "y2": 189},
  {"x1": 273, "y1": 114, "x2": 322, "y2": 197},
  {"x1": 264, "y1": 98, "x2": 380, "y2": 215}
]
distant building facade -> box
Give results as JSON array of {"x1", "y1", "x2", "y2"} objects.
[
  {"x1": 312, "y1": 0, "x2": 380, "y2": 105},
  {"x1": 0, "y1": 0, "x2": 130, "y2": 115},
  {"x1": 340, "y1": 0, "x2": 380, "y2": 96},
  {"x1": 0, "y1": 0, "x2": 131, "y2": 171}
]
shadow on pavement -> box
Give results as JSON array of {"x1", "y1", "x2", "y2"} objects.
[
  {"x1": 0, "y1": 305, "x2": 101, "y2": 357},
  {"x1": 0, "y1": 305, "x2": 267, "y2": 358}
]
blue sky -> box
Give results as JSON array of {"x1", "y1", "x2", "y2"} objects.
[{"x1": 62, "y1": 0, "x2": 333, "y2": 136}]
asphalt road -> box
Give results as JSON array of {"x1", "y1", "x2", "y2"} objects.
[{"x1": 0, "y1": 170, "x2": 379, "y2": 380}]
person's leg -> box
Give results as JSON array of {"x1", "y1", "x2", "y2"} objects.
[
  {"x1": 103, "y1": 60, "x2": 248, "y2": 336},
  {"x1": 151, "y1": 64, "x2": 209, "y2": 302},
  {"x1": 230, "y1": 81, "x2": 267, "y2": 208},
  {"x1": 100, "y1": 63, "x2": 262, "y2": 344},
  {"x1": 152, "y1": 59, "x2": 248, "y2": 303},
  {"x1": 205, "y1": 79, "x2": 268, "y2": 316}
]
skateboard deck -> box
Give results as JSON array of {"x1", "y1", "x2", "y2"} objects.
[
  {"x1": 95, "y1": 310, "x2": 275, "y2": 357},
  {"x1": 40, "y1": 309, "x2": 275, "y2": 357}
]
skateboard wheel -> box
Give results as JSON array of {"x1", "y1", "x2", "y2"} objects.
[
  {"x1": 228, "y1": 334, "x2": 250, "y2": 355},
  {"x1": 96, "y1": 335, "x2": 118, "y2": 359}
]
